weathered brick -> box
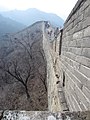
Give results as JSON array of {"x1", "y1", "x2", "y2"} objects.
[
  {"x1": 71, "y1": 94, "x2": 82, "y2": 111},
  {"x1": 69, "y1": 40, "x2": 77, "y2": 47},
  {"x1": 82, "y1": 48, "x2": 90, "y2": 58},
  {"x1": 84, "y1": 5, "x2": 90, "y2": 18},
  {"x1": 66, "y1": 68, "x2": 83, "y2": 91},
  {"x1": 76, "y1": 55, "x2": 90, "y2": 68},
  {"x1": 74, "y1": 22, "x2": 83, "y2": 32},
  {"x1": 74, "y1": 84, "x2": 90, "y2": 110},
  {"x1": 69, "y1": 47, "x2": 83, "y2": 56},
  {"x1": 83, "y1": 16, "x2": 90, "y2": 28},
  {"x1": 75, "y1": 37, "x2": 90, "y2": 48},
  {"x1": 67, "y1": 22, "x2": 74, "y2": 31},
  {"x1": 55, "y1": 0, "x2": 90, "y2": 112},
  {"x1": 65, "y1": 78, "x2": 82, "y2": 111},
  {"x1": 79, "y1": 64, "x2": 90, "y2": 78},
  {"x1": 82, "y1": 86, "x2": 90, "y2": 101},
  {"x1": 77, "y1": 14, "x2": 84, "y2": 23},
  {"x1": 61, "y1": 57, "x2": 88, "y2": 89},
  {"x1": 82, "y1": 0, "x2": 90, "y2": 11},
  {"x1": 65, "y1": 90, "x2": 75, "y2": 111},
  {"x1": 73, "y1": 30, "x2": 83, "y2": 40},
  {"x1": 65, "y1": 52, "x2": 77, "y2": 60},
  {"x1": 84, "y1": 26, "x2": 90, "y2": 37}
]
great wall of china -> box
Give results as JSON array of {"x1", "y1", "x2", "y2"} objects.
[{"x1": 0, "y1": 0, "x2": 90, "y2": 119}]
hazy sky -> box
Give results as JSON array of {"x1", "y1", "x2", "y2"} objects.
[{"x1": 0, "y1": 0, "x2": 78, "y2": 20}]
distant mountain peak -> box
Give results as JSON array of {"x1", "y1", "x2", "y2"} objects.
[{"x1": 1, "y1": 8, "x2": 64, "y2": 27}]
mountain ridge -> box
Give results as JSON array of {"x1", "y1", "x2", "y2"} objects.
[
  {"x1": 1, "y1": 8, "x2": 64, "y2": 27},
  {"x1": 0, "y1": 14, "x2": 26, "y2": 35}
]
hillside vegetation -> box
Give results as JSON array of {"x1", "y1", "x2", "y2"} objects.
[{"x1": 0, "y1": 22, "x2": 48, "y2": 110}]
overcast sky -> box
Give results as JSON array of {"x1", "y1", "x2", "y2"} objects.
[{"x1": 0, "y1": 0, "x2": 78, "y2": 20}]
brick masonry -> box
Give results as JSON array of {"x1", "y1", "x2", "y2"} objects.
[
  {"x1": 43, "y1": 0, "x2": 90, "y2": 112},
  {"x1": 0, "y1": 0, "x2": 90, "y2": 118},
  {"x1": 59, "y1": 0, "x2": 90, "y2": 111}
]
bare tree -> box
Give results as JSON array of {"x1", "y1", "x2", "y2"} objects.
[
  {"x1": 38, "y1": 70, "x2": 47, "y2": 92},
  {"x1": 0, "y1": 58, "x2": 33, "y2": 99},
  {"x1": 0, "y1": 33, "x2": 34, "y2": 99},
  {"x1": 7, "y1": 61, "x2": 31, "y2": 98},
  {"x1": 0, "y1": 30, "x2": 47, "y2": 99},
  {"x1": 36, "y1": 49, "x2": 47, "y2": 92}
]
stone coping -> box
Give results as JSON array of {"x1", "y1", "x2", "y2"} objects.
[
  {"x1": 65, "y1": 0, "x2": 86, "y2": 23},
  {"x1": 0, "y1": 111, "x2": 90, "y2": 120}
]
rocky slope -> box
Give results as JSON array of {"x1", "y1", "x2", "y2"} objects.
[{"x1": 0, "y1": 21, "x2": 48, "y2": 110}]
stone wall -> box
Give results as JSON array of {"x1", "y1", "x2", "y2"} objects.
[
  {"x1": 45, "y1": 0, "x2": 90, "y2": 112},
  {"x1": 60, "y1": 0, "x2": 90, "y2": 111},
  {"x1": 42, "y1": 23, "x2": 61, "y2": 112},
  {"x1": 0, "y1": 111, "x2": 90, "y2": 120},
  {"x1": 2, "y1": 0, "x2": 90, "y2": 112},
  {"x1": 42, "y1": 22, "x2": 69, "y2": 112}
]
